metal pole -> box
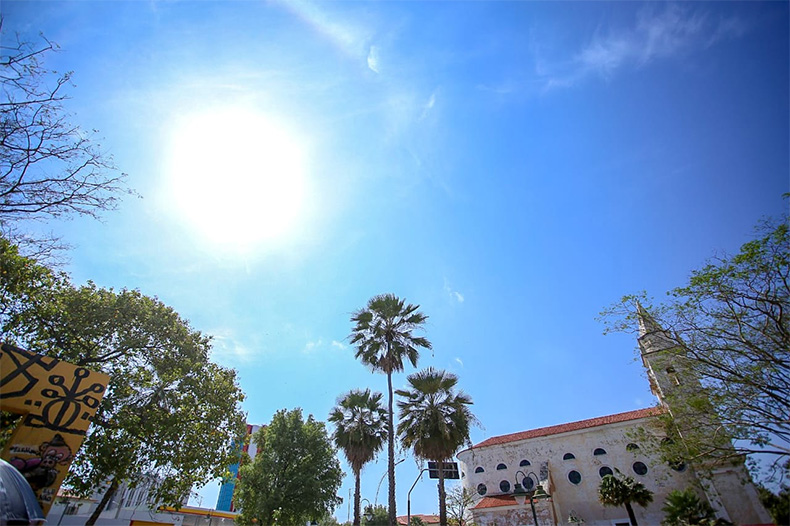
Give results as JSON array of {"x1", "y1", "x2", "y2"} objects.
[
  {"x1": 407, "y1": 469, "x2": 428, "y2": 526},
  {"x1": 529, "y1": 496, "x2": 539, "y2": 526}
]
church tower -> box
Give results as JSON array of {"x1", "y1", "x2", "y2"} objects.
[{"x1": 636, "y1": 304, "x2": 771, "y2": 524}]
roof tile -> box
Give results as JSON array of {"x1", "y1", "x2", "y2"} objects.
[{"x1": 470, "y1": 407, "x2": 664, "y2": 449}]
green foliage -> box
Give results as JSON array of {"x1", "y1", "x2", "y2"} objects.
[
  {"x1": 661, "y1": 489, "x2": 729, "y2": 526},
  {"x1": 329, "y1": 389, "x2": 386, "y2": 526},
  {"x1": 757, "y1": 484, "x2": 790, "y2": 526},
  {"x1": 598, "y1": 473, "x2": 653, "y2": 526},
  {"x1": 236, "y1": 408, "x2": 344, "y2": 526},
  {"x1": 0, "y1": 237, "x2": 247, "y2": 513},
  {"x1": 350, "y1": 293, "x2": 432, "y2": 525},
  {"x1": 600, "y1": 217, "x2": 790, "y2": 477},
  {"x1": 397, "y1": 367, "x2": 477, "y2": 526},
  {"x1": 361, "y1": 504, "x2": 388, "y2": 525},
  {"x1": 410, "y1": 517, "x2": 426, "y2": 526}
]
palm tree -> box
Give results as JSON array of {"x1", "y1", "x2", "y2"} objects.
[
  {"x1": 396, "y1": 367, "x2": 476, "y2": 526},
  {"x1": 350, "y1": 294, "x2": 432, "y2": 526},
  {"x1": 598, "y1": 473, "x2": 654, "y2": 526},
  {"x1": 329, "y1": 389, "x2": 388, "y2": 526}
]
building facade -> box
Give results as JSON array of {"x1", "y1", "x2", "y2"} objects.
[
  {"x1": 456, "y1": 310, "x2": 771, "y2": 526},
  {"x1": 216, "y1": 424, "x2": 262, "y2": 512}
]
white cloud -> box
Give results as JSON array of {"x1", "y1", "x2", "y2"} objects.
[
  {"x1": 455, "y1": 357, "x2": 464, "y2": 367},
  {"x1": 443, "y1": 278, "x2": 465, "y2": 304},
  {"x1": 209, "y1": 329, "x2": 257, "y2": 364},
  {"x1": 304, "y1": 338, "x2": 324, "y2": 353},
  {"x1": 331, "y1": 340, "x2": 346, "y2": 350},
  {"x1": 367, "y1": 45, "x2": 380, "y2": 73},
  {"x1": 419, "y1": 90, "x2": 437, "y2": 120},
  {"x1": 532, "y1": 4, "x2": 748, "y2": 91}
]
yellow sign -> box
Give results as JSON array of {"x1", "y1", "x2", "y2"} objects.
[{"x1": 0, "y1": 342, "x2": 109, "y2": 515}]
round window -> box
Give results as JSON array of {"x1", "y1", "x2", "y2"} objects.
[
  {"x1": 568, "y1": 470, "x2": 582, "y2": 485},
  {"x1": 599, "y1": 466, "x2": 614, "y2": 478},
  {"x1": 477, "y1": 483, "x2": 487, "y2": 496},
  {"x1": 633, "y1": 461, "x2": 648, "y2": 476},
  {"x1": 499, "y1": 480, "x2": 511, "y2": 493},
  {"x1": 522, "y1": 476, "x2": 535, "y2": 491}
]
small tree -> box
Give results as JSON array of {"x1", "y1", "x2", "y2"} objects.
[
  {"x1": 329, "y1": 389, "x2": 387, "y2": 526},
  {"x1": 757, "y1": 484, "x2": 790, "y2": 526},
  {"x1": 362, "y1": 504, "x2": 388, "y2": 525},
  {"x1": 236, "y1": 409, "x2": 343, "y2": 526},
  {"x1": 598, "y1": 473, "x2": 653, "y2": 526},
  {"x1": 661, "y1": 489, "x2": 729, "y2": 526},
  {"x1": 446, "y1": 485, "x2": 476, "y2": 526}
]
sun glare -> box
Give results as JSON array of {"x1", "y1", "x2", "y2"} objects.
[{"x1": 166, "y1": 107, "x2": 307, "y2": 250}]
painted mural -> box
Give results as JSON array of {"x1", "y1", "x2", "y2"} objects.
[{"x1": 0, "y1": 342, "x2": 109, "y2": 515}]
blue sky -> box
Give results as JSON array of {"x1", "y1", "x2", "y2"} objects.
[{"x1": 3, "y1": 0, "x2": 788, "y2": 520}]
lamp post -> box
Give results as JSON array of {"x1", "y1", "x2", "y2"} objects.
[{"x1": 513, "y1": 471, "x2": 551, "y2": 526}]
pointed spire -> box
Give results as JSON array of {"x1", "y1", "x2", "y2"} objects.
[{"x1": 636, "y1": 301, "x2": 662, "y2": 338}]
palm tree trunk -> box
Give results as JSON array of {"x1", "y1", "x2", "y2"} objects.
[
  {"x1": 387, "y1": 368, "x2": 396, "y2": 526},
  {"x1": 625, "y1": 502, "x2": 638, "y2": 526},
  {"x1": 437, "y1": 459, "x2": 447, "y2": 526},
  {"x1": 354, "y1": 465, "x2": 362, "y2": 526},
  {"x1": 86, "y1": 477, "x2": 119, "y2": 526}
]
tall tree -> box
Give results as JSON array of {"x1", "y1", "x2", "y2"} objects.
[
  {"x1": 350, "y1": 294, "x2": 432, "y2": 526},
  {"x1": 0, "y1": 238, "x2": 247, "y2": 524},
  {"x1": 235, "y1": 408, "x2": 343, "y2": 526},
  {"x1": 598, "y1": 473, "x2": 654, "y2": 526},
  {"x1": 601, "y1": 216, "x2": 790, "y2": 477},
  {"x1": 0, "y1": 25, "x2": 130, "y2": 252},
  {"x1": 329, "y1": 389, "x2": 387, "y2": 526},
  {"x1": 396, "y1": 367, "x2": 476, "y2": 526}
]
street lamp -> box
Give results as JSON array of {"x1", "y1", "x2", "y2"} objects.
[
  {"x1": 513, "y1": 471, "x2": 551, "y2": 526},
  {"x1": 361, "y1": 498, "x2": 374, "y2": 523}
]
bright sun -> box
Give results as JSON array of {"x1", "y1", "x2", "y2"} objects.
[{"x1": 166, "y1": 106, "x2": 307, "y2": 250}]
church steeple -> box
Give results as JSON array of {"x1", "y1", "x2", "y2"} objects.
[{"x1": 636, "y1": 303, "x2": 683, "y2": 407}]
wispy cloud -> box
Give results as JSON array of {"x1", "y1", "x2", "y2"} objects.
[
  {"x1": 419, "y1": 90, "x2": 437, "y2": 121},
  {"x1": 331, "y1": 340, "x2": 346, "y2": 350},
  {"x1": 209, "y1": 328, "x2": 257, "y2": 364},
  {"x1": 367, "y1": 45, "x2": 380, "y2": 73},
  {"x1": 455, "y1": 357, "x2": 464, "y2": 367},
  {"x1": 443, "y1": 278, "x2": 465, "y2": 304},
  {"x1": 304, "y1": 338, "x2": 324, "y2": 353},
  {"x1": 521, "y1": 4, "x2": 748, "y2": 92}
]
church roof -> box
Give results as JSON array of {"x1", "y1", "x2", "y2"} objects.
[{"x1": 467, "y1": 407, "x2": 664, "y2": 449}]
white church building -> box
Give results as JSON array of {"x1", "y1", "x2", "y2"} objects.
[{"x1": 456, "y1": 309, "x2": 772, "y2": 526}]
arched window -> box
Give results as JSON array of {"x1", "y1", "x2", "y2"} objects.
[
  {"x1": 519, "y1": 459, "x2": 531, "y2": 467},
  {"x1": 593, "y1": 448, "x2": 607, "y2": 456},
  {"x1": 496, "y1": 463, "x2": 507, "y2": 470},
  {"x1": 626, "y1": 443, "x2": 640, "y2": 452},
  {"x1": 475, "y1": 466, "x2": 484, "y2": 473},
  {"x1": 563, "y1": 453, "x2": 576, "y2": 460}
]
